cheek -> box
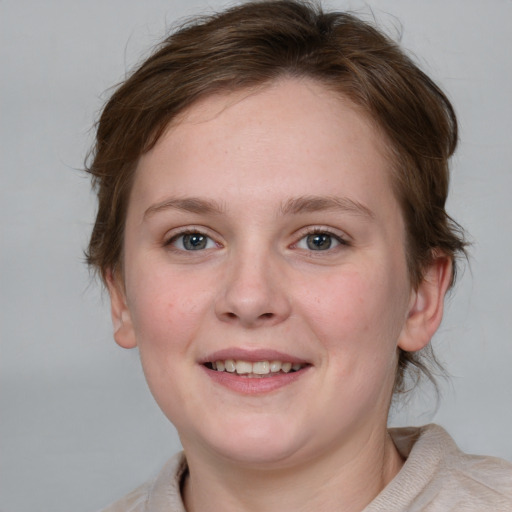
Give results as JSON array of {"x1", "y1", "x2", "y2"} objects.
[
  {"x1": 126, "y1": 267, "x2": 212, "y2": 354},
  {"x1": 125, "y1": 270, "x2": 213, "y2": 413},
  {"x1": 299, "y1": 263, "x2": 409, "y2": 356}
]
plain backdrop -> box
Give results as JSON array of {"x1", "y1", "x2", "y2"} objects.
[{"x1": 1, "y1": 1, "x2": 511, "y2": 511}]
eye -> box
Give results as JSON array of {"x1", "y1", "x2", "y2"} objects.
[
  {"x1": 296, "y1": 231, "x2": 345, "y2": 251},
  {"x1": 169, "y1": 231, "x2": 217, "y2": 251}
]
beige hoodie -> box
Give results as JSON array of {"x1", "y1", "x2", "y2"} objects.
[{"x1": 100, "y1": 424, "x2": 512, "y2": 512}]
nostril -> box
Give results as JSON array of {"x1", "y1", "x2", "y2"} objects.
[{"x1": 260, "y1": 313, "x2": 274, "y2": 319}]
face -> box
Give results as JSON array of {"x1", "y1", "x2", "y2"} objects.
[{"x1": 109, "y1": 78, "x2": 443, "y2": 469}]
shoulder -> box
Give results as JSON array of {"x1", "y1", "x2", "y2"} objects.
[
  {"x1": 98, "y1": 452, "x2": 187, "y2": 512},
  {"x1": 366, "y1": 424, "x2": 512, "y2": 511},
  {"x1": 98, "y1": 481, "x2": 152, "y2": 512}
]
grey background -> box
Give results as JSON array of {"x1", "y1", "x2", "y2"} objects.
[{"x1": 1, "y1": 1, "x2": 511, "y2": 511}]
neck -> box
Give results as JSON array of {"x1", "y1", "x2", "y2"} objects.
[{"x1": 182, "y1": 427, "x2": 403, "y2": 512}]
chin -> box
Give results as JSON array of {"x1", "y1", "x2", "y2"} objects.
[
  {"x1": 215, "y1": 440, "x2": 306, "y2": 468},
  {"x1": 190, "y1": 417, "x2": 311, "y2": 468}
]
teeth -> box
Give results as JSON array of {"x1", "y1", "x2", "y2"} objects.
[
  {"x1": 208, "y1": 359, "x2": 305, "y2": 375},
  {"x1": 235, "y1": 361, "x2": 252, "y2": 374},
  {"x1": 253, "y1": 361, "x2": 270, "y2": 375},
  {"x1": 270, "y1": 361, "x2": 282, "y2": 372},
  {"x1": 281, "y1": 362, "x2": 292, "y2": 373},
  {"x1": 225, "y1": 360, "x2": 236, "y2": 372}
]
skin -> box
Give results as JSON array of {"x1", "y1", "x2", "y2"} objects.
[{"x1": 108, "y1": 78, "x2": 452, "y2": 512}]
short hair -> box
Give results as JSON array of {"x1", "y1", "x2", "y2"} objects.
[{"x1": 86, "y1": 0, "x2": 466, "y2": 393}]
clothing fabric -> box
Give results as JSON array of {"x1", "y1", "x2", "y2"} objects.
[{"x1": 100, "y1": 424, "x2": 512, "y2": 511}]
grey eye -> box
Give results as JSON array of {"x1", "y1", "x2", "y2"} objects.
[
  {"x1": 306, "y1": 233, "x2": 333, "y2": 250},
  {"x1": 172, "y1": 233, "x2": 216, "y2": 251},
  {"x1": 183, "y1": 233, "x2": 207, "y2": 250},
  {"x1": 296, "y1": 232, "x2": 342, "y2": 251}
]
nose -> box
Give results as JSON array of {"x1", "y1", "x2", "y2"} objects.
[{"x1": 214, "y1": 249, "x2": 292, "y2": 328}]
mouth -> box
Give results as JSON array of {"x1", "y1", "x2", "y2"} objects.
[
  {"x1": 204, "y1": 359, "x2": 309, "y2": 378},
  {"x1": 200, "y1": 349, "x2": 312, "y2": 393}
]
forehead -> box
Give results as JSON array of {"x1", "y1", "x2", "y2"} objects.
[{"x1": 131, "y1": 77, "x2": 397, "y2": 218}]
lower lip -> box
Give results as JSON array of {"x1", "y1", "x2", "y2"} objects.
[{"x1": 202, "y1": 366, "x2": 310, "y2": 394}]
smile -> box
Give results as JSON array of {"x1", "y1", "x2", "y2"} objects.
[{"x1": 205, "y1": 360, "x2": 307, "y2": 377}]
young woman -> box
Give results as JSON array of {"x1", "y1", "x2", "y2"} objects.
[{"x1": 86, "y1": 1, "x2": 512, "y2": 510}]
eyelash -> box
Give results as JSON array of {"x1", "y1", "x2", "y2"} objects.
[
  {"x1": 293, "y1": 227, "x2": 350, "y2": 252},
  {"x1": 164, "y1": 227, "x2": 350, "y2": 252},
  {"x1": 164, "y1": 228, "x2": 220, "y2": 252}
]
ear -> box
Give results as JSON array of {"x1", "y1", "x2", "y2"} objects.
[
  {"x1": 106, "y1": 268, "x2": 137, "y2": 349},
  {"x1": 398, "y1": 254, "x2": 453, "y2": 352}
]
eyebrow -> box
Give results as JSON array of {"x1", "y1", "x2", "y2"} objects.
[
  {"x1": 143, "y1": 194, "x2": 374, "y2": 220},
  {"x1": 280, "y1": 195, "x2": 375, "y2": 219},
  {"x1": 144, "y1": 197, "x2": 225, "y2": 219}
]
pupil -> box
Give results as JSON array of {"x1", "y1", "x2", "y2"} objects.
[
  {"x1": 307, "y1": 233, "x2": 331, "y2": 250},
  {"x1": 184, "y1": 233, "x2": 207, "y2": 250}
]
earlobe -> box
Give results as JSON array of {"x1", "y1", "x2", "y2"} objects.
[
  {"x1": 398, "y1": 254, "x2": 452, "y2": 353},
  {"x1": 106, "y1": 269, "x2": 137, "y2": 349}
]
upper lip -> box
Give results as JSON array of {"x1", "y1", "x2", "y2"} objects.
[{"x1": 199, "y1": 348, "x2": 309, "y2": 364}]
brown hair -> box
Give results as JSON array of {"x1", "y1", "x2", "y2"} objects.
[{"x1": 86, "y1": 0, "x2": 466, "y2": 393}]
